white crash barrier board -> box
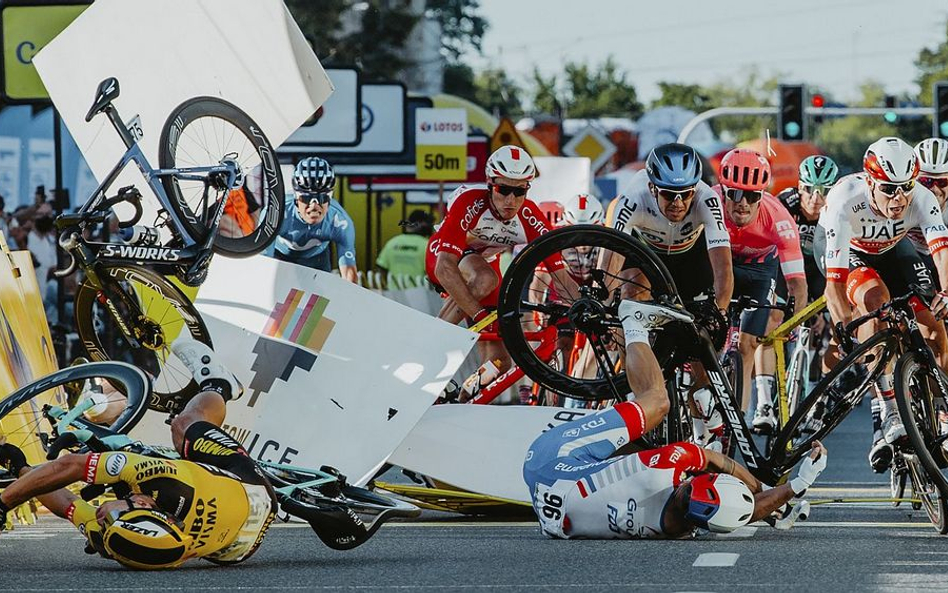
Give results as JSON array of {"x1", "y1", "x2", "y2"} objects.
[
  {"x1": 389, "y1": 405, "x2": 593, "y2": 503},
  {"x1": 33, "y1": 0, "x2": 331, "y2": 217},
  {"x1": 131, "y1": 256, "x2": 477, "y2": 486}
]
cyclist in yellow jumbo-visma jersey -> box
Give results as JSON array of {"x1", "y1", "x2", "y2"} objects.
[{"x1": 0, "y1": 339, "x2": 277, "y2": 570}]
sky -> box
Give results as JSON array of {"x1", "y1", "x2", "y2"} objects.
[{"x1": 472, "y1": 0, "x2": 948, "y2": 106}]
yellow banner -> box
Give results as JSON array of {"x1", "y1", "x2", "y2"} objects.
[
  {"x1": 416, "y1": 145, "x2": 467, "y2": 181},
  {"x1": 2, "y1": 4, "x2": 89, "y2": 101}
]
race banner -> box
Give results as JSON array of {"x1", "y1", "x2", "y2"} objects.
[{"x1": 131, "y1": 256, "x2": 477, "y2": 486}]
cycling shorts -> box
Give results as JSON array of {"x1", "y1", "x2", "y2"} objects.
[
  {"x1": 182, "y1": 421, "x2": 271, "y2": 488},
  {"x1": 732, "y1": 255, "x2": 779, "y2": 337},
  {"x1": 425, "y1": 248, "x2": 502, "y2": 308},
  {"x1": 651, "y1": 233, "x2": 715, "y2": 303}
]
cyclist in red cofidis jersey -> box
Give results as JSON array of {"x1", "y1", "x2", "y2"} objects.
[{"x1": 427, "y1": 145, "x2": 574, "y2": 382}]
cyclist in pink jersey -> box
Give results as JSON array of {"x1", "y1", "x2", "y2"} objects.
[{"x1": 714, "y1": 149, "x2": 808, "y2": 433}]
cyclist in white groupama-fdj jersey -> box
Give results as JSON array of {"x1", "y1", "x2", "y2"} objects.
[
  {"x1": 523, "y1": 399, "x2": 828, "y2": 539},
  {"x1": 816, "y1": 137, "x2": 948, "y2": 473},
  {"x1": 606, "y1": 143, "x2": 733, "y2": 435}
]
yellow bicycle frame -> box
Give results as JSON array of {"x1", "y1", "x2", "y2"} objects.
[{"x1": 757, "y1": 295, "x2": 827, "y2": 429}]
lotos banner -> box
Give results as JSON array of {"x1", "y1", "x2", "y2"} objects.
[{"x1": 131, "y1": 256, "x2": 477, "y2": 485}]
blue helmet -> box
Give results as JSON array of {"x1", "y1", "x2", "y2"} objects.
[{"x1": 645, "y1": 143, "x2": 703, "y2": 190}]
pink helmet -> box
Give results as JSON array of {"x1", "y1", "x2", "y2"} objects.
[
  {"x1": 719, "y1": 149, "x2": 771, "y2": 191},
  {"x1": 864, "y1": 137, "x2": 919, "y2": 183}
]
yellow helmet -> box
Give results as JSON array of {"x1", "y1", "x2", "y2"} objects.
[{"x1": 102, "y1": 508, "x2": 192, "y2": 570}]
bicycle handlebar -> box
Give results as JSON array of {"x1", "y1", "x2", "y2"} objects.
[{"x1": 839, "y1": 284, "x2": 935, "y2": 343}]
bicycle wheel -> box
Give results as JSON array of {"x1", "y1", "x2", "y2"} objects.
[
  {"x1": 894, "y1": 351, "x2": 948, "y2": 533},
  {"x1": 890, "y1": 451, "x2": 907, "y2": 507},
  {"x1": 772, "y1": 329, "x2": 900, "y2": 469},
  {"x1": 0, "y1": 362, "x2": 149, "y2": 466},
  {"x1": 785, "y1": 342, "x2": 808, "y2": 418},
  {"x1": 264, "y1": 465, "x2": 420, "y2": 550},
  {"x1": 74, "y1": 264, "x2": 211, "y2": 410},
  {"x1": 498, "y1": 225, "x2": 677, "y2": 401},
  {"x1": 720, "y1": 349, "x2": 743, "y2": 414},
  {"x1": 159, "y1": 97, "x2": 284, "y2": 258}
]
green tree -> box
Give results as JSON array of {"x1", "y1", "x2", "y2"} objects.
[
  {"x1": 915, "y1": 19, "x2": 948, "y2": 106},
  {"x1": 443, "y1": 62, "x2": 477, "y2": 101},
  {"x1": 813, "y1": 81, "x2": 898, "y2": 173},
  {"x1": 529, "y1": 57, "x2": 643, "y2": 119},
  {"x1": 426, "y1": 0, "x2": 488, "y2": 63},
  {"x1": 473, "y1": 68, "x2": 523, "y2": 117},
  {"x1": 651, "y1": 82, "x2": 713, "y2": 112}
]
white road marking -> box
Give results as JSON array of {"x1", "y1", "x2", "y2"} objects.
[
  {"x1": 716, "y1": 526, "x2": 757, "y2": 538},
  {"x1": 692, "y1": 553, "x2": 739, "y2": 567}
]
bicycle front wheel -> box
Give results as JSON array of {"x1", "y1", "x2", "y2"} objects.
[
  {"x1": 772, "y1": 329, "x2": 900, "y2": 469},
  {"x1": 498, "y1": 225, "x2": 677, "y2": 401},
  {"x1": 894, "y1": 350, "x2": 948, "y2": 533},
  {"x1": 0, "y1": 362, "x2": 149, "y2": 476},
  {"x1": 74, "y1": 264, "x2": 211, "y2": 410},
  {"x1": 159, "y1": 97, "x2": 284, "y2": 258}
]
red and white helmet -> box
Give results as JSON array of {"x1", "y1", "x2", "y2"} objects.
[
  {"x1": 486, "y1": 145, "x2": 537, "y2": 182},
  {"x1": 685, "y1": 473, "x2": 755, "y2": 533},
  {"x1": 864, "y1": 137, "x2": 919, "y2": 183},
  {"x1": 560, "y1": 194, "x2": 605, "y2": 226},
  {"x1": 718, "y1": 149, "x2": 771, "y2": 191}
]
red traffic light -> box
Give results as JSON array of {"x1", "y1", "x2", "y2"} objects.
[{"x1": 811, "y1": 94, "x2": 825, "y2": 108}]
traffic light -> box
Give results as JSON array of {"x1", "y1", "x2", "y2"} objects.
[
  {"x1": 883, "y1": 95, "x2": 898, "y2": 124},
  {"x1": 811, "y1": 93, "x2": 825, "y2": 124},
  {"x1": 778, "y1": 84, "x2": 805, "y2": 140},
  {"x1": 935, "y1": 82, "x2": 948, "y2": 139}
]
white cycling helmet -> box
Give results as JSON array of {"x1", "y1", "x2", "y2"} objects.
[
  {"x1": 685, "y1": 473, "x2": 755, "y2": 533},
  {"x1": 561, "y1": 194, "x2": 605, "y2": 226},
  {"x1": 486, "y1": 145, "x2": 537, "y2": 182},
  {"x1": 863, "y1": 137, "x2": 919, "y2": 183},
  {"x1": 915, "y1": 138, "x2": 948, "y2": 176}
]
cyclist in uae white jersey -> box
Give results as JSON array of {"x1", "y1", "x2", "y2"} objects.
[
  {"x1": 906, "y1": 138, "x2": 948, "y2": 275},
  {"x1": 523, "y1": 400, "x2": 828, "y2": 539},
  {"x1": 816, "y1": 137, "x2": 948, "y2": 472}
]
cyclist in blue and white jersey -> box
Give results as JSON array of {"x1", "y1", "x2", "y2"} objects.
[{"x1": 270, "y1": 157, "x2": 359, "y2": 282}]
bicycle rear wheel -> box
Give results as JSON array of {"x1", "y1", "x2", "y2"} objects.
[
  {"x1": 159, "y1": 97, "x2": 284, "y2": 258},
  {"x1": 498, "y1": 225, "x2": 677, "y2": 401},
  {"x1": 74, "y1": 264, "x2": 211, "y2": 410},
  {"x1": 785, "y1": 341, "x2": 808, "y2": 418},
  {"x1": 772, "y1": 329, "x2": 900, "y2": 469},
  {"x1": 894, "y1": 350, "x2": 948, "y2": 533},
  {"x1": 0, "y1": 362, "x2": 149, "y2": 475}
]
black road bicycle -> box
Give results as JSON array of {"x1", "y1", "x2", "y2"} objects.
[
  {"x1": 55, "y1": 78, "x2": 284, "y2": 410},
  {"x1": 497, "y1": 226, "x2": 902, "y2": 487},
  {"x1": 0, "y1": 361, "x2": 419, "y2": 550}
]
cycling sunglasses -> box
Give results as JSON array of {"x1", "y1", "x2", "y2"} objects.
[
  {"x1": 801, "y1": 183, "x2": 831, "y2": 194},
  {"x1": 919, "y1": 176, "x2": 948, "y2": 190},
  {"x1": 491, "y1": 183, "x2": 530, "y2": 198},
  {"x1": 723, "y1": 187, "x2": 763, "y2": 204},
  {"x1": 297, "y1": 191, "x2": 332, "y2": 206},
  {"x1": 655, "y1": 187, "x2": 696, "y2": 202},
  {"x1": 874, "y1": 179, "x2": 915, "y2": 196}
]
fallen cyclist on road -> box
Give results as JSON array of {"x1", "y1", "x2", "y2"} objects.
[
  {"x1": 0, "y1": 339, "x2": 339, "y2": 569},
  {"x1": 523, "y1": 401, "x2": 827, "y2": 538}
]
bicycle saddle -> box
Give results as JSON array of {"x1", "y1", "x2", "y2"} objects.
[{"x1": 85, "y1": 77, "x2": 120, "y2": 122}]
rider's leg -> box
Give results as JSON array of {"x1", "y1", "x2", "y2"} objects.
[
  {"x1": 737, "y1": 332, "x2": 756, "y2": 412},
  {"x1": 623, "y1": 343, "x2": 670, "y2": 431},
  {"x1": 752, "y1": 309, "x2": 782, "y2": 432},
  {"x1": 169, "y1": 339, "x2": 243, "y2": 454},
  {"x1": 437, "y1": 254, "x2": 499, "y2": 324}
]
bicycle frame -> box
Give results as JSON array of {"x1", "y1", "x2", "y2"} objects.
[{"x1": 469, "y1": 323, "x2": 559, "y2": 405}]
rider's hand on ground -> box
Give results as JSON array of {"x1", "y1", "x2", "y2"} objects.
[{"x1": 790, "y1": 440, "x2": 827, "y2": 496}]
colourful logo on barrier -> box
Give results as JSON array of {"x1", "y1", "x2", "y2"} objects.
[
  {"x1": 262, "y1": 288, "x2": 335, "y2": 351},
  {"x1": 247, "y1": 289, "x2": 336, "y2": 407}
]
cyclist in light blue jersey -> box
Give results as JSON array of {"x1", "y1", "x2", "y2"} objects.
[{"x1": 270, "y1": 157, "x2": 359, "y2": 282}]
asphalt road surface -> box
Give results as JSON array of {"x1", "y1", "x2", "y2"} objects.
[{"x1": 2, "y1": 402, "x2": 945, "y2": 592}]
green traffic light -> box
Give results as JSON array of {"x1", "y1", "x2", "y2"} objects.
[
  {"x1": 883, "y1": 111, "x2": 898, "y2": 124},
  {"x1": 784, "y1": 121, "x2": 801, "y2": 138},
  {"x1": 941, "y1": 121, "x2": 948, "y2": 137}
]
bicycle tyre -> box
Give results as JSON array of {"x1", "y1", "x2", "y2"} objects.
[
  {"x1": 720, "y1": 349, "x2": 743, "y2": 413},
  {"x1": 0, "y1": 362, "x2": 150, "y2": 460},
  {"x1": 894, "y1": 350, "x2": 948, "y2": 533},
  {"x1": 74, "y1": 264, "x2": 211, "y2": 409},
  {"x1": 785, "y1": 342, "x2": 808, "y2": 418},
  {"x1": 771, "y1": 329, "x2": 900, "y2": 469},
  {"x1": 498, "y1": 225, "x2": 677, "y2": 401},
  {"x1": 159, "y1": 97, "x2": 284, "y2": 258}
]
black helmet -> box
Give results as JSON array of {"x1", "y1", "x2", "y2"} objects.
[
  {"x1": 293, "y1": 156, "x2": 335, "y2": 193},
  {"x1": 402, "y1": 210, "x2": 435, "y2": 235},
  {"x1": 646, "y1": 143, "x2": 703, "y2": 190}
]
